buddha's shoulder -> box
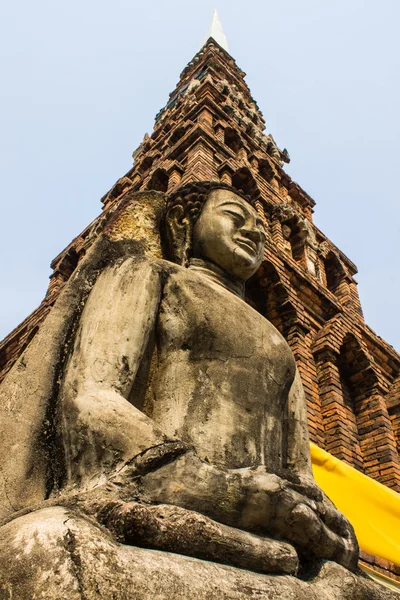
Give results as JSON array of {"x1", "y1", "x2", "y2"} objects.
[{"x1": 109, "y1": 255, "x2": 183, "y2": 281}]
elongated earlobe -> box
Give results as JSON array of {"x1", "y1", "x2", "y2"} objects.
[{"x1": 165, "y1": 205, "x2": 192, "y2": 266}]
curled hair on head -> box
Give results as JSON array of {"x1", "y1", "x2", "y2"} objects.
[{"x1": 164, "y1": 181, "x2": 256, "y2": 265}]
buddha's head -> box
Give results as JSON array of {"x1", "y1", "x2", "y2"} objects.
[{"x1": 165, "y1": 182, "x2": 266, "y2": 281}]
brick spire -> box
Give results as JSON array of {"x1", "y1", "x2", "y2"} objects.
[{"x1": 102, "y1": 34, "x2": 294, "y2": 215}]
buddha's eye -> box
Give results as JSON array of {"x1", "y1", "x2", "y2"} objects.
[{"x1": 224, "y1": 209, "x2": 245, "y2": 226}]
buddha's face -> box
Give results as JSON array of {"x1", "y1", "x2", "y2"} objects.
[{"x1": 192, "y1": 189, "x2": 266, "y2": 281}]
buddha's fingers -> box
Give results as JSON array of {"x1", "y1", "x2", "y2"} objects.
[
  {"x1": 313, "y1": 492, "x2": 355, "y2": 541},
  {"x1": 282, "y1": 479, "x2": 356, "y2": 541},
  {"x1": 284, "y1": 477, "x2": 323, "y2": 503},
  {"x1": 282, "y1": 503, "x2": 358, "y2": 571}
]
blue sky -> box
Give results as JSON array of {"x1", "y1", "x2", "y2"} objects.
[{"x1": 1, "y1": 0, "x2": 399, "y2": 351}]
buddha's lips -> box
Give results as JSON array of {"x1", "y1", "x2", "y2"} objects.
[{"x1": 235, "y1": 238, "x2": 258, "y2": 254}]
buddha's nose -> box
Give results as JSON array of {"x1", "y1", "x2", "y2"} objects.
[{"x1": 241, "y1": 224, "x2": 262, "y2": 243}]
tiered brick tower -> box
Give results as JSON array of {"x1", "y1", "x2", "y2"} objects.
[{"x1": 1, "y1": 21, "x2": 400, "y2": 519}]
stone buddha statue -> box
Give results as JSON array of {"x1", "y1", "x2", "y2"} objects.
[{"x1": 0, "y1": 182, "x2": 375, "y2": 599}]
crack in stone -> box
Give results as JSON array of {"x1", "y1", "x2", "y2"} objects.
[{"x1": 63, "y1": 526, "x2": 87, "y2": 600}]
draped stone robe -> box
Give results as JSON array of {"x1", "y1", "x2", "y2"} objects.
[{"x1": 59, "y1": 256, "x2": 311, "y2": 491}]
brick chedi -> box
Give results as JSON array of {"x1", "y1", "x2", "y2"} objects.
[{"x1": 1, "y1": 30, "x2": 400, "y2": 506}]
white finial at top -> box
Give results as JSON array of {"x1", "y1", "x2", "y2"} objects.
[{"x1": 201, "y1": 9, "x2": 229, "y2": 53}]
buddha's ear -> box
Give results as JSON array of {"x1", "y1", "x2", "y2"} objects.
[{"x1": 164, "y1": 205, "x2": 191, "y2": 265}]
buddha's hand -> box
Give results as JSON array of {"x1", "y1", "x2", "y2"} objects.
[
  {"x1": 136, "y1": 451, "x2": 358, "y2": 571},
  {"x1": 235, "y1": 467, "x2": 359, "y2": 571}
]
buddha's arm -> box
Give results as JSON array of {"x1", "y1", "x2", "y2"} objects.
[
  {"x1": 60, "y1": 257, "x2": 177, "y2": 488},
  {"x1": 285, "y1": 368, "x2": 313, "y2": 476},
  {"x1": 281, "y1": 367, "x2": 359, "y2": 565}
]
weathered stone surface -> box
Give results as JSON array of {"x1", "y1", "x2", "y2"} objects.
[
  {"x1": 45, "y1": 186, "x2": 357, "y2": 574},
  {"x1": 0, "y1": 191, "x2": 166, "y2": 523},
  {"x1": 105, "y1": 188, "x2": 165, "y2": 258},
  {"x1": 93, "y1": 500, "x2": 299, "y2": 575},
  {"x1": 0, "y1": 186, "x2": 366, "y2": 597},
  {"x1": 0, "y1": 507, "x2": 396, "y2": 600}
]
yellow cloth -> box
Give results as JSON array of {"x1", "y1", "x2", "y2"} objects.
[{"x1": 311, "y1": 442, "x2": 400, "y2": 567}]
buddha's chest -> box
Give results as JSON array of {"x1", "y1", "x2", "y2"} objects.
[{"x1": 157, "y1": 269, "x2": 295, "y2": 390}]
